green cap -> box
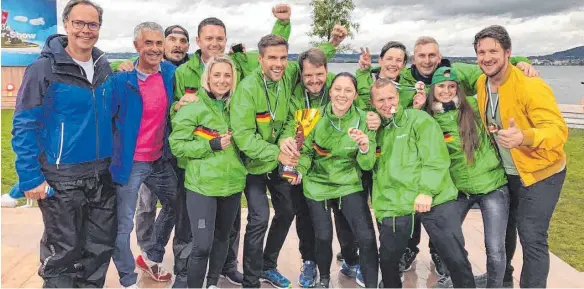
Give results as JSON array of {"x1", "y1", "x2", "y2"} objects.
[{"x1": 431, "y1": 67, "x2": 459, "y2": 85}]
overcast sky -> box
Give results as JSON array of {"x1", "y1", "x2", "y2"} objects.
[{"x1": 56, "y1": 0, "x2": 584, "y2": 56}]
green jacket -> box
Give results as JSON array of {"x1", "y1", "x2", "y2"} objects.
[
  {"x1": 173, "y1": 19, "x2": 292, "y2": 101},
  {"x1": 280, "y1": 72, "x2": 336, "y2": 142},
  {"x1": 169, "y1": 90, "x2": 247, "y2": 197},
  {"x1": 229, "y1": 43, "x2": 337, "y2": 175},
  {"x1": 298, "y1": 104, "x2": 376, "y2": 201},
  {"x1": 431, "y1": 97, "x2": 507, "y2": 195},
  {"x1": 355, "y1": 56, "x2": 531, "y2": 111},
  {"x1": 372, "y1": 106, "x2": 458, "y2": 221}
]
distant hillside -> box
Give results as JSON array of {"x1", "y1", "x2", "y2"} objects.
[
  {"x1": 106, "y1": 45, "x2": 584, "y2": 66},
  {"x1": 536, "y1": 46, "x2": 584, "y2": 58}
]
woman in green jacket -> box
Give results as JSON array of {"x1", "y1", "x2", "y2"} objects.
[
  {"x1": 295, "y1": 72, "x2": 378, "y2": 288},
  {"x1": 169, "y1": 55, "x2": 247, "y2": 288},
  {"x1": 426, "y1": 67, "x2": 509, "y2": 288}
]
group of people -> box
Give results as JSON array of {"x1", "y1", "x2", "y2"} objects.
[{"x1": 11, "y1": 0, "x2": 568, "y2": 288}]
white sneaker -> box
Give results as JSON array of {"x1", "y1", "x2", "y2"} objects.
[
  {"x1": 124, "y1": 284, "x2": 139, "y2": 288},
  {"x1": 1, "y1": 194, "x2": 18, "y2": 208}
]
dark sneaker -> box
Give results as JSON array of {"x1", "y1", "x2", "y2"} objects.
[
  {"x1": 431, "y1": 253, "x2": 448, "y2": 277},
  {"x1": 355, "y1": 267, "x2": 364, "y2": 287},
  {"x1": 339, "y1": 261, "x2": 359, "y2": 278},
  {"x1": 474, "y1": 273, "x2": 487, "y2": 288},
  {"x1": 432, "y1": 276, "x2": 453, "y2": 288},
  {"x1": 298, "y1": 260, "x2": 317, "y2": 288},
  {"x1": 260, "y1": 269, "x2": 291, "y2": 289},
  {"x1": 336, "y1": 252, "x2": 344, "y2": 262},
  {"x1": 399, "y1": 248, "x2": 418, "y2": 272},
  {"x1": 220, "y1": 269, "x2": 243, "y2": 286}
]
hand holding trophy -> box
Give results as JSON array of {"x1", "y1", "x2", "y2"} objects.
[{"x1": 279, "y1": 108, "x2": 321, "y2": 181}]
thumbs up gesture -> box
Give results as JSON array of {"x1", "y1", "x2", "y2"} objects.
[{"x1": 496, "y1": 118, "x2": 524, "y2": 149}]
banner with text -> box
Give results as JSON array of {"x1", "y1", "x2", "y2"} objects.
[{"x1": 1, "y1": 0, "x2": 57, "y2": 66}]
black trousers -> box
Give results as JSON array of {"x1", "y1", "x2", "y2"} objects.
[
  {"x1": 172, "y1": 166, "x2": 241, "y2": 288},
  {"x1": 185, "y1": 190, "x2": 242, "y2": 288},
  {"x1": 378, "y1": 201, "x2": 475, "y2": 288},
  {"x1": 307, "y1": 191, "x2": 378, "y2": 288},
  {"x1": 504, "y1": 169, "x2": 566, "y2": 288},
  {"x1": 38, "y1": 171, "x2": 117, "y2": 288},
  {"x1": 242, "y1": 169, "x2": 315, "y2": 288}
]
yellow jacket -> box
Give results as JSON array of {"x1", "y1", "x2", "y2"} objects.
[{"x1": 476, "y1": 64, "x2": 568, "y2": 187}]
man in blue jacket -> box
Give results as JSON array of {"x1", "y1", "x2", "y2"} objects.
[
  {"x1": 11, "y1": 0, "x2": 116, "y2": 287},
  {"x1": 109, "y1": 22, "x2": 178, "y2": 288}
]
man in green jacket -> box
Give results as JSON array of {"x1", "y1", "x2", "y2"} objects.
[
  {"x1": 369, "y1": 78, "x2": 475, "y2": 289},
  {"x1": 229, "y1": 27, "x2": 346, "y2": 288},
  {"x1": 356, "y1": 36, "x2": 538, "y2": 276},
  {"x1": 279, "y1": 48, "x2": 379, "y2": 287},
  {"x1": 169, "y1": 8, "x2": 293, "y2": 287}
]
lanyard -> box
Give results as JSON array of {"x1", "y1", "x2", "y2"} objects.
[
  {"x1": 486, "y1": 78, "x2": 499, "y2": 120},
  {"x1": 304, "y1": 89, "x2": 327, "y2": 109},
  {"x1": 262, "y1": 76, "x2": 281, "y2": 120},
  {"x1": 329, "y1": 108, "x2": 360, "y2": 133}
]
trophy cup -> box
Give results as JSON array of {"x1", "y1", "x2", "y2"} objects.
[{"x1": 279, "y1": 108, "x2": 321, "y2": 180}]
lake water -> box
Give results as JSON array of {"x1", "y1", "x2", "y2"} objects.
[{"x1": 327, "y1": 63, "x2": 584, "y2": 105}]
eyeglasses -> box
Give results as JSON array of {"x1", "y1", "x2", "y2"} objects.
[{"x1": 70, "y1": 20, "x2": 100, "y2": 31}]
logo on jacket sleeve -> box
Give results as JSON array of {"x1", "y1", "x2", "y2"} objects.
[
  {"x1": 256, "y1": 111, "x2": 272, "y2": 123},
  {"x1": 312, "y1": 142, "x2": 331, "y2": 157},
  {"x1": 375, "y1": 147, "x2": 381, "y2": 158},
  {"x1": 194, "y1": 126, "x2": 220, "y2": 140}
]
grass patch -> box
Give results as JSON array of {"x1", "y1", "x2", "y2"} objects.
[
  {"x1": 1, "y1": 109, "x2": 582, "y2": 270},
  {"x1": 548, "y1": 128, "x2": 584, "y2": 271},
  {"x1": 1, "y1": 109, "x2": 15, "y2": 194}
]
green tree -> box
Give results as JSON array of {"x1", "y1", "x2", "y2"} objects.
[{"x1": 307, "y1": 0, "x2": 360, "y2": 53}]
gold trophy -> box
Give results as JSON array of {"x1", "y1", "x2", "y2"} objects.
[{"x1": 280, "y1": 108, "x2": 321, "y2": 180}]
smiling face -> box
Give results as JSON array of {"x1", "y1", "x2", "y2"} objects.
[
  {"x1": 63, "y1": 4, "x2": 100, "y2": 52},
  {"x1": 208, "y1": 62, "x2": 233, "y2": 97},
  {"x1": 329, "y1": 76, "x2": 357, "y2": 115},
  {"x1": 134, "y1": 29, "x2": 164, "y2": 68},
  {"x1": 259, "y1": 45, "x2": 288, "y2": 81},
  {"x1": 476, "y1": 37, "x2": 511, "y2": 78},
  {"x1": 433, "y1": 80, "x2": 458, "y2": 103},
  {"x1": 371, "y1": 83, "x2": 399, "y2": 119},
  {"x1": 413, "y1": 42, "x2": 442, "y2": 78},
  {"x1": 301, "y1": 60, "x2": 327, "y2": 94},
  {"x1": 379, "y1": 47, "x2": 406, "y2": 80},
  {"x1": 197, "y1": 24, "x2": 227, "y2": 60}
]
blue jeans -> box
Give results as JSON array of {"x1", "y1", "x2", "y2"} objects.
[
  {"x1": 458, "y1": 186, "x2": 510, "y2": 288},
  {"x1": 135, "y1": 184, "x2": 158, "y2": 252},
  {"x1": 112, "y1": 158, "x2": 178, "y2": 287}
]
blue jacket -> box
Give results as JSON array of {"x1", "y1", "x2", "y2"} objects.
[
  {"x1": 11, "y1": 34, "x2": 114, "y2": 191},
  {"x1": 110, "y1": 60, "x2": 176, "y2": 185}
]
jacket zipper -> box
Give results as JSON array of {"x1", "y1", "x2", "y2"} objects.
[
  {"x1": 91, "y1": 53, "x2": 105, "y2": 178},
  {"x1": 56, "y1": 122, "x2": 65, "y2": 168}
]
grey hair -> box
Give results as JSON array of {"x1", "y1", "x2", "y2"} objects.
[
  {"x1": 473, "y1": 25, "x2": 512, "y2": 52},
  {"x1": 62, "y1": 0, "x2": 103, "y2": 25},
  {"x1": 133, "y1": 22, "x2": 164, "y2": 41}
]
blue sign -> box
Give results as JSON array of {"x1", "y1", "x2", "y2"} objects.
[{"x1": 1, "y1": 0, "x2": 57, "y2": 66}]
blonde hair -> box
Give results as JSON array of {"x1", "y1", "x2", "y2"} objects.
[
  {"x1": 414, "y1": 36, "x2": 439, "y2": 48},
  {"x1": 200, "y1": 54, "x2": 238, "y2": 99}
]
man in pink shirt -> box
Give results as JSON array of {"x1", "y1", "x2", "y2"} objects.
[{"x1": 110, "y1": 22, "x2": 178, "y2": 288}]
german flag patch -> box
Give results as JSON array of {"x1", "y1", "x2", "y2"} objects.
[
  {"x1": 443, "y1": 132, "x2": 454, "y2": 143},
  {"x1": 313, "y1": 142, "x2": 331, "y2": 157},
  {"x1": 256, "y1": 111, "x2": 271, "y2": 123},
  {"x1": 375, "y1": 147, "x2": 381, "y2": 158},
  {"x1": 194, "y1": 126, "x2": 220, "y2": 140},
  {"x1": 185, "y1": 87, "x2": 198, "y2": 94}
]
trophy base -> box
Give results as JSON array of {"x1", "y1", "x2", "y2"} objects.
[{"x1": 279, "y1": 164, "x2": 299, "y2": 180}]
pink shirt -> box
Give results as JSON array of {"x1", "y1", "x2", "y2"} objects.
[{"x1": 134, "y1": 71, "x2": 168, "y2": 162}]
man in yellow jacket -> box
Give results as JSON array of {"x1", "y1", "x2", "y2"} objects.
[{"x1": 473, "y1": 25, "x2": 568, "y2": 288}]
